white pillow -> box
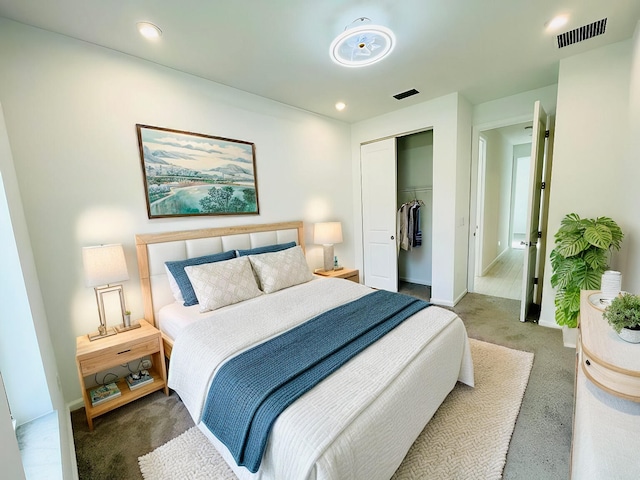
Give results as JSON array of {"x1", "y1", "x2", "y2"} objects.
[
  {"x1": 248, "y1": 246, "x2": 313, "y2": 294},
  {"x1": 184, "y1": 256, "x2": 262, "y2": 312}
]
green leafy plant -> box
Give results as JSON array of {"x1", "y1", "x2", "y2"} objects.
[
  {"x1": 603, "y1": 293, "x2": 640, "y2": 333},
  {"x1": 550, "y1": 213, "x2": 623, "y2": 328}
]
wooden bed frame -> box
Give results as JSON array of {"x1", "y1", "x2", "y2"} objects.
[{"x1": 135, "y1": 221, "x2": 305, "y2": 359}]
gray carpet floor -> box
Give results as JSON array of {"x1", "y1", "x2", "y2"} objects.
[{"x1": 71, "y1": 288, "x2": 575, "y2": 480}]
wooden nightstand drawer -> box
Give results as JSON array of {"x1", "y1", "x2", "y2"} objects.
[{"x1": 78, "y1": 337, "x2": 160, "y2": 376}]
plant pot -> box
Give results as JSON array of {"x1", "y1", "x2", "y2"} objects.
[{"x1": 617, "y1": 326, "x2": 640, "y2": 344}]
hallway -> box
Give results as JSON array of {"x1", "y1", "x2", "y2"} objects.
[{"x1": 474, "y1": 248, "x2": 524, "y2": 300}]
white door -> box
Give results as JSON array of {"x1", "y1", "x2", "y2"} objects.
[
  {"x1": 534, "y1": 116, "x2": 555, "y2": 305},
  {"x1": 361, "y1": 138, "x2": 398, "y2": 292},
  {"x1": 520, "y1": 101, "x2": 547, "y2": 322}
]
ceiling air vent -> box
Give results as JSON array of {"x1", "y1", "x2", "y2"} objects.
[
  {"x1": 557, "y1": 18, "x2": 607, "y2": 48},
  {"x1": 393, "y1": 89, "x2": 419, "y2": 100}
]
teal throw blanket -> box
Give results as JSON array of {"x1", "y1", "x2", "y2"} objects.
[{"x1": 202, "y1": 289, "x2": 430, "y2": 472}]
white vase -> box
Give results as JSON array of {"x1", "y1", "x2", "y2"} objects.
[{"x1": 617, "y1": 327, "x2": 640, "y2": 344}]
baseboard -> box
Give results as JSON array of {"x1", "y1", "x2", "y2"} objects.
[
  {"x1": 64, "y1": 402, "x2": 80, "y2": 480},
  {"x1": 68, "y1": 398, "x2": 84, "y2": 412},
  {"x1": 399, "y1": 276, "x2": 431, "y2": 286},
  {"x1": 538, "y1": 318, "x2": 560, "y2": 329},
  {"x1": 481, "y1": 247, "x2": 509, "y2": 277},
  {"x1": 429, "y1": 297, "x2": 454, "y2": 307},
  {"x1": 453, "y1": 289, "x2": 468, "y2": 306}
]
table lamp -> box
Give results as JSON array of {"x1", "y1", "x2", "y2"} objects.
[
  {"x1": 82, "y1": 244, "x2": 131, "y2": 340},
  {"x1": 314, "y1": 222, "x2": 343, "y2": 273}
]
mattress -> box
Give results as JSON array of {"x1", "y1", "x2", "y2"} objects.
[{"x1": 167, "y1": 278, "x2": 474, "y2": 480}]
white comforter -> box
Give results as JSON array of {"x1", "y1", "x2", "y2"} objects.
[{"x1": 168, "y1": 278, "x2": 474, "y2": 480}]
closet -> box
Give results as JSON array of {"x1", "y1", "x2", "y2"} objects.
[{"x1": 397, "y1": 131, "x2": 433, "y2": 288}]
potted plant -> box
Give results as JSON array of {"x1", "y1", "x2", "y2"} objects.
[
  {"x1": 603, "y1": 293, "x2": 640, "y2": 343},
  {"x1": 124, "y1": 310, "x2": 132, "y2": 327},
  {"x1": 550, "y1": 213, "x2": 623, "y2": 329}
]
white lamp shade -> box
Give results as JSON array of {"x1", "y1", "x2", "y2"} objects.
[
  {"x1": 314, "y1": 222, "x2": 343, "y2": 245},
  {"x1": 82, "y1": 244, "x2": 129, "y2": 287}
]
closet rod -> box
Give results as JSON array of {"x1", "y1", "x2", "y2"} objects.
[{"x1": 398, "y1": 186, "x2": 432, "y2": 193}]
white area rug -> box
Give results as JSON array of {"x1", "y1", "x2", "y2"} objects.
[{"x1": 139, "y1": 339, "x2": 533, "y2": 480}]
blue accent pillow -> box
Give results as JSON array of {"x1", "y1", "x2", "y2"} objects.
[
  {"x1": 165, "y1": 250, "x2": 236, "y2": 306},
  {"x1": 236, "y1": 241, "x2": 296, "y2": 257}
]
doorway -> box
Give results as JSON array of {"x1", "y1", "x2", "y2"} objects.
[{"x1": 472, "y1": 122, "x2": 532, "y2": 301}]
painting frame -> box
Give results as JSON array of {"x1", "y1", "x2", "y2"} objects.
[{"x1": 136, "y1": 124, "x2": 260, "y2": 219}]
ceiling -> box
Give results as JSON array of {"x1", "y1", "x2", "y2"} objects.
[{"x1": 0, "y1": 0, "x2": 638, "y2": 123}]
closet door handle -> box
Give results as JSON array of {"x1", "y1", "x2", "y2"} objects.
[{"x1": 390, "y1": 235, "x2": 395, "y2": 240}]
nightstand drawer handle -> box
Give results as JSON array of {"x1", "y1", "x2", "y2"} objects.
[{"x1": 117, "y1": 349, "x2": 132, "y2": 355}]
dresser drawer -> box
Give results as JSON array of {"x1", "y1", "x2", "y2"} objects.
[{"x1": 79, "y1": 337, "x2": 160, "y2": 376}]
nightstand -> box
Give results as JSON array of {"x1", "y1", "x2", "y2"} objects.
[
  {"x1": 315, "y1": 268, "x2": 359, "y2": 283},
  {"x1": 75, "y1": 320, "x2": 168, "y2": 430}
]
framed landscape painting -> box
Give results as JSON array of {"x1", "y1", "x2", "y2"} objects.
[{"x1": 136, "y1": 124, "x2": 259, "y2": 218}]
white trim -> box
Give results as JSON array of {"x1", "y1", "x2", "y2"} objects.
[
  {"x1": 399, "y1": 276, "x2": 430, "y2": 286},
  {"x1": 64, "y1": 402, "x2": 79, "y2": 480}
]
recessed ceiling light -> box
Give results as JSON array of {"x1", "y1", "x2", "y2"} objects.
[
  {"x1": 335, "y1": 102, "x2": 346, "y2": 111},
  {"x1": 137, "y1": 22, "x2": 162, "y2": 39},
  {"x1": 546, "y1": 15, "x2": 569, "y2": 31},
  {"x1": 330, "y1": 17, "x2": 395, "y2": 68}
]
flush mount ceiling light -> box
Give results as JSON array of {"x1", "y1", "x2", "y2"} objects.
[
  {"x1": 137, "y1": 22, "x2": 162, "y2": 39},
  {"x1": 330, "y1": 17, "x2": 395, "y2": 67}
]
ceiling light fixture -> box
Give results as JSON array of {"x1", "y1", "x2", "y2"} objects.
[
  {"x1": 330, "y1": 17, "x2": 395, "y2": 68},
  {"x1": 137, "y1": 22, "x2": 162, "y2": 39},
  {"x1": 335, "y1": 102, "x2": 346, "y2": 111}
]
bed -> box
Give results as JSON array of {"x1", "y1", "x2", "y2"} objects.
[{"x1": 135, "y1": 221, "x2": 474, "y2": 480}]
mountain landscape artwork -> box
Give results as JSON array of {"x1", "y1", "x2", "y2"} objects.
[{"x1": 136, "y1": 124, "x2": 259, "y2": 218}]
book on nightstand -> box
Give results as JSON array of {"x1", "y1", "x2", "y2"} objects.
[
  {"x1": 90, "y1": 382, "x2": 121, "y2": 406},
  {"x1": 125, "y1": 371, "x2": 154, "y2": 391}
]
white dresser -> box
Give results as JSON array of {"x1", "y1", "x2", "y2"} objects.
[{"x1": 571, "y1": 291, "x2": 640, "y2": 479}]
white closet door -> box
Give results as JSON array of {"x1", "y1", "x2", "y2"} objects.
[{"x1": 361, "y1": 138, "x2": 398, "y2": 292}]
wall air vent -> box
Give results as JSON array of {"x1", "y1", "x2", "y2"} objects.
[
  {"x1": 393, "y1": 88, "x2": 419, "y2": 100},
  {"x1": 557, "y1": 18, "x2": 607, "y2": 48}
]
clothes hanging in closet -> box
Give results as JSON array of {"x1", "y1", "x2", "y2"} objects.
[{"x1": 397, "y1": 199, "x2": 424, "y2": 252}]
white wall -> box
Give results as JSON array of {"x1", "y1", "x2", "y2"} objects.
[
  {"x1": 620, "y1": 22, "x2": 640, "y2": 291},
  {"x1": 478, "y1": 129, "x2": 512, "y2": 273},
  {"x1": 0, "y1": 18, "x2": 353, "y2": 407},
  {"x1": 0, "y1": 171, "x2": 52, "y2": 423},
  {"x1": 511, "y1": 143, "x2": 532, "y2": 238},
  {"x1": 0, "y1": 373, "x2": 25, "y2": 480},
  {"x1": 0, "y1": 101, "x2": 73, "y2": 476},
  {"x1": 351, "y1": 93, "x2": 472, "y2": 306},
  {"x1": 539, "y1": 38, "x2": 636, "y2": 328}
]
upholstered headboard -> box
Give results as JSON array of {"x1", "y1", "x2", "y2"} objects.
[{"x1": 135, "y1": 221, "x2": 305, "y2": 328}]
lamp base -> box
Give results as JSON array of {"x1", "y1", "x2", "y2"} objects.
[
  {"x1": 87, "y1": 327, "x2": 117, "y2": 341},
  {"x1": 115, "y1": 322, "x2": 141, "y2": 333}
]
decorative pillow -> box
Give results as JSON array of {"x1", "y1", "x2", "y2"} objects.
[
  {"x1": 248, "y1": 246, "x2": 313, "y2": 294},
  {"x1": 165, "y1": 265, "x2": 185, "y2": 304},
  {"x1": 236, "y1": 241, "x2": 296, "y2": 257},
  {"x1": 185, "y1": 256, "x2": 263, "y2": 312},
  {"x1": 165, "y1": 250, "x2": 236, "y2": 306}
]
